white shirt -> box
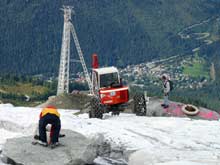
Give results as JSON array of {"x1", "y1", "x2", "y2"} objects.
[{"x1": 163, "y1": 80, "x2": 170, "y2": 93}]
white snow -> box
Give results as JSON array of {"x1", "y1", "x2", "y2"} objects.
[{"x1": 0, "y1": 105, "x2": 220, "y2": 164}]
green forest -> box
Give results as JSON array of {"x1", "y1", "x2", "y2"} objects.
[
  {"x1": 0, "y1": 74, "x2": 87, "y2": 106},
  {"x1": 0, "y1": 0, "x2": 220, "y2": 75},
  {"x1": 0, "y1": 0, "x2": 220, "y2": 110}
]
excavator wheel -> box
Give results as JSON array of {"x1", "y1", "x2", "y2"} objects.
[
  {"x1": 133, "y1": 93, "x2": 146, "y2": 116},
  {"x1": 111, "y1": 110, "x2": 120, "y2": 116},
  {"x1": 89, "y1": 97, "x2": 103, "y2": 119}
]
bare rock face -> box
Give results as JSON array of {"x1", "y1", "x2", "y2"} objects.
[{"x1": 1, "y1": 130, "x2": 101, "y2": 165}]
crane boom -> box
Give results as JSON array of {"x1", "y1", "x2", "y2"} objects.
[{"x1": 70, "y1": 23, "x2": 93, "y2": 94}]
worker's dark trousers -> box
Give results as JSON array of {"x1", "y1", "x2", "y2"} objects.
[{"x1": 39, "y1": 114, "x2": 61, "y2": 143}]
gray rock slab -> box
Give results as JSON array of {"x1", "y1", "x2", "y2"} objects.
[{"x1": 2, "y1": 129, "x2": 99, "y2": 165}]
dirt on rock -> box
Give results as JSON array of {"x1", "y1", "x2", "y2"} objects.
[
  {"x1": 38, "y1": 93, "x2": 92, "y2": 111},
  {"x1": 38, "y1": 92, "x2": 134, "y2": 114}
]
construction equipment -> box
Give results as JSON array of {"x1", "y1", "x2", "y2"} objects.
[
  {"x1": 57, "y1": 6, "x2": 129, "y2": 118},
  {"x1": 133, "y1": 91, "x2": 149, "y2": 116},
  {"x1": 58, "y1": 6, "x2": 151, "y2": 119},
  {"x1": 89, "y1": 54, "x2": 129, "y2": 118},
  {"x1": 57, "y1": 6, "x2": 93, "y2": 95},
  {"x1": 70, "y1": 20, "x2": 93, "y2": 95}
]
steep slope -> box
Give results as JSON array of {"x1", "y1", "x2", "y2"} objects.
[{"x1": 0, "y1": 0, "x2": 220, "y2": 74}]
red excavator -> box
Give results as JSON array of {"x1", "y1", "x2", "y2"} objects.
[{"x1": 89, "y1": 54, "x2": 129, "y2": 118}]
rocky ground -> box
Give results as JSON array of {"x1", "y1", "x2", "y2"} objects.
[
  {"x1": 1, "y1": 94, "x2": 220, "y2": 165},
  {"x1": 2, "y1": 130, "x2": 106, "y2": 165}
]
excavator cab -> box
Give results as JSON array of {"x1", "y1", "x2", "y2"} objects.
[{"x1": 92, "y1": 67, "x2": 128, "y2": 105}]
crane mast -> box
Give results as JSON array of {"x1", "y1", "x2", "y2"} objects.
[
  {"x1": 57, "y1": 7, "x2": 71, "y2": 95},
  {"x1": 57, "y1": 6, "x2": 93, "y2": 95}
]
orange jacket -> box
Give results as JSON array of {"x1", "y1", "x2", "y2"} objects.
[{"x1": 40, "y1": 106, "x2": 60, "y2": 118}]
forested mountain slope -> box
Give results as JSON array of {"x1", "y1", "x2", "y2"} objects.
[{"x1": 0, "y1": 0, "x2": 220, "y2": 75}]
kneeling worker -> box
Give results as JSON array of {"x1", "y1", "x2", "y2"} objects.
[{"x1": 38, "y1": 105, "x2": 61, "y2": 148}]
